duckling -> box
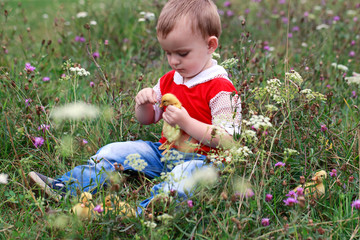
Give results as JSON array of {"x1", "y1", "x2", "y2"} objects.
[
  {"x1": 159, "y1": 93, "x2": 183, "y2": 154},
  {"x1": 104, "y1": 194, "x2": 136, "y2": 217},
  {"x1": 293, "y1": 170, "x2": 327, "y2": 199},
  {"x1": 71, "y1": 192, "x2": 95, "y2": 219}
]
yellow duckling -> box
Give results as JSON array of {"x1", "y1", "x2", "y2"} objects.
[
  {"x1": 104, "y1": 195, "x2": 136, "y2": 217},
  {"x1": 293, "y1": 170, "x2": 327, "y2": 199},
  {"x1": 71, "y1": 192, "x2": 95, "y2": 219},
  {"x1": 159, "y1": 93, "x2": 183, "y2": 154}
]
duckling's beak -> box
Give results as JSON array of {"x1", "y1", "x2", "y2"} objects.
[{"x1": 159, "y1": 102, "x2": 164, "y2": 108}]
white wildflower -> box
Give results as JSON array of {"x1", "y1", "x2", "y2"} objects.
[
  {"x1": 139, "y1": 11, "x2": 155, "y2": 22},
  {"x1": 265, "y1": 104, "x2": 278, "y2": 112},
  {"x1": 313, "y1": 6, "x2": 322, "y2": 11},
  {"x1": 42, "y1": 14, "x2": 48, "y2": 19},
  {"x1": 244, "y1": 130, "x2": 258, "y2": 142},
  {"x1": 300, "y1": 89, "x2": 312, "y2": 94},
  {"x1": 345, "y1": 73, "x2": 360, "y2": 85},
  {"x1": 301, "y1": 42, "x2": 308, "y2": 47},
  {"x1": 144, "y1": 221, "x2": 157, "y2": 228},
  {"x1": 346, "y1": 10, "x2": 357, "y2": 16},
  {"x1": 124, "y1": 154, "x2": 148, "y2": 171},
  {"x1": 316, "y1": 24, "x2": 330, "y2": 30},
  {"x1": 157, "y1": 214, "x2": 174, "y2": 222},
  {"x1": 220, "y1": 58, "x2": 239, "y2": 69},
  {"x1": 51, "y1": 102, "x2": 100, "y2": 120},
  {"x1": 331, "y1": 63, "x2": 348, "y2": 72},
  {"x1": 246, "y1": 115, "x2": 272, "y2": 130},
  {"x1": 184, "y1": 167, "x2": 218, "y2": 190},
  {"x1": 284, "y1": 148, "x2": 299, "y2": 156},
  {"x1": 212, "y1": 52, "x2": 221, "y2": 60},
  {"x1": 230, "y1": 146, "x2": 253, "y2": 158},
  {"x1": 90, "y1": 20, "x2": 97, "y2": 25},
  {"x1": 76, "y1": 12, "x2": 88, "y2": 18},
  {"x1": 286, "y1": 70, "x2": 303, "y2": 85},
  {"x1": 0, "y1": 173, "x2": 8, "y2": 184}
]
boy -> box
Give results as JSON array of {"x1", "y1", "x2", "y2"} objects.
[{"x1": 29, "y1": 0, "x2": 241, "y2": 214}]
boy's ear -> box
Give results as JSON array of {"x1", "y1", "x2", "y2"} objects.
[{"x1": 207, "y1": 36, "x2": 218, "y2": 53}]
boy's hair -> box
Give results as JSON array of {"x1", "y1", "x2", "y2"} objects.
[{"x1": 157, "y1": 0, "x2": 222, "y2": 39}]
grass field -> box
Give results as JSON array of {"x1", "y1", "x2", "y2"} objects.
[{"x1": 1, "y1": 0, "x2": 360, "y2": 239}]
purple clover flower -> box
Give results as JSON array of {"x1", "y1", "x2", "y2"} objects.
[
  {"x1": 38, "y1": 124, "x2": 50, "y2": 132},
  {"x1": 25, "y1": 63, "x2": 36, "y2": 72},
  {"x1": 42, "y1": 77, "x2": 50, "y2": 82},
  {"x1": 187, "y1": 200, "x2": 194, "y2": 208},
  {"x1": 94, "y1": 205, "x2": 104, "y2": 213},
  {"x1": 265, "y1": 194, "x2": 273, "y2": 202},
  {"x1": 349, "y1": 51, "x2": 355, "y2": 57},
  {"x1": 283, "y1": 197, "x2": 298, "y2": 206},
  {"x1": 295, "y1": 187, "x2": 304, "y2": 196},
  {"x1": 352, "y1": 200, "x2": 360, "y2": 210},
  {"x1": 93, "y1": 52, "x2": 100, "y2": 58},
  {"x1": 329, "y1": 169, "x2": 337, "y2": 177},
  {"x1": 223, "y1": 1, "x2": 231, "y2": 7},
  {"x1": 274, "y1": 162, "x2": 285, "y2": 167},
  {"x1": 333, "y1": 16, "x2": 340, "y2": 22},
  {"x1": 90, "y1": 81, "x2": 95, "y2": 87},
  {"x1": 321, "y1": 124, "x2": 328, "y2": 132},
  {"x1": 352, "y1": 91, "x2": 357, "y2": 98},
  {"x1": 261, "y1": 218, "x2": 270, "y2": 226},
  {"x1": 286, "y1": 190, "x2": 297, "y2": 198},
  {"x1": 25, "y1": 99, "x2": 31, "y2": 107},
  {"x1": 33, "y1": 137, "x2": 45, "y2": 148}
]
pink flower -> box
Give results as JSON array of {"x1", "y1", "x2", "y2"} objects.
[
  {"x1": 92, "y1": 52, "x2": 100, "y2": 58},
  {"x1": 265, "y1": 194, "x2": 273, "y2": 202},
  {"x1": 292, "y1": 26, "x2": 300, "y2": 32},
  {"x1": 295, "y1": 187, "x2": 304, "y2": 196},
  {"x1": 261, "y1": 218, "x2": 270, "y2": 226},
  {"x1": 42, "y1": 77, "x2": 50, "y2": 82},
  {"x1": 286, "y1": 190, "x2": 297, "y2": 198},
  {"x1": 351, "y1": 40, "x2": 356, "y2": 46},
  {"x1": 25, "y1": 63, "x2": 36, "y2": 72},
  {"x1": 94, "y1": 205, "x2": 104, "y2": 213},
  {"x1": 245, "y1": 188, "x2": 254, "y2": 198},
  {"x1": 38, "y1": 124, "x2": 50, "y2": 132},
  {"x1": 283, "y1": 197, "x2": 298, "y2": 206},
  {"x1": 104, "y1": 40, "x2": 109, "y2": 45},
  {"x1": 333, "y1": 16, "x2": 340, "y2": 22},
  {"x1": 329, "y1": 169, "x2": 337, "y2": 177},
  {"x1": 321, "y1": 124, "x2": 328, "y2": 132},
  {"x1": 226, "y1": 10, "x2": 234, "y2": 17},
  {"x1": 352, "y1": 200, "x2": 360, "y2": 210},
  {"x1": 274, "y1": 162, "x2": 285, "y2": 167},
  {"x1": 349, "y1": 51, "x2": 355, "y2": 57},
  {"x1": 82, "y1": 139, "x2": 88, "y2": 145},
  {"x1": 25, "y1": 99, "x2": 31, "y2": 107},
  {"x1": 288, "y1": 33, "x2": 293, "y2": 38},
  {"x1": 187, "y1": 200, "x2": 194, "y2": 208},
  {"x1": 90, "y1": 81, "x2": 95, "y2": 87},
  {"x1": 223, "y1": 1, "x2": 231, "y2": 7},
  {"x1": 33, "y1": 137, "x2": 45, "y2": 148},
  {"x1": 75, "y1": 36, "x2": 85, "y2": 42},
  {"x1": 352, "y1": 91, "x2": 357, "y2": 98}
]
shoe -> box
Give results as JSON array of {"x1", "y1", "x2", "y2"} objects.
[{"x1": 28, "y1": 171, "x2": 66, "y2": 202}]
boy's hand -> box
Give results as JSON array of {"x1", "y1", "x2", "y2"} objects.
[
  {"x1": 162, "y1": 105, "x2": 190, "y2": 128},
  {"x1": 135, "y1": 88, "x2": 157, "y2": 106}
]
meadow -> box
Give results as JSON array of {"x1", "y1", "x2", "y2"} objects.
[{"x1": 0, "y1": 0, "x2": 360, "y2": 239}]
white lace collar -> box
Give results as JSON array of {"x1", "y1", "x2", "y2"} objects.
[{"x1": 173, "y1": 59, "x2": 231, "y2": 88}]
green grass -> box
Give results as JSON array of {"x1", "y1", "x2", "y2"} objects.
[{"x1": 1, "y1": 0, "x2": 360, "y2": 239}]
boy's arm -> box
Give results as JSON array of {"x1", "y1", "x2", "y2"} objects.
[{"x1": 135, "y1": 88, "x2": 158, "y2": 125}]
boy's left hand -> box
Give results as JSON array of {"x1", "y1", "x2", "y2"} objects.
[{"x1": 162, "y1": 105, "x2": 190, "y2": 128}]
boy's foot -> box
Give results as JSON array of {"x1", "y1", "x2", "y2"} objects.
[{"x1": 28, "y1": 171, "x2": 66, "y2": 202}]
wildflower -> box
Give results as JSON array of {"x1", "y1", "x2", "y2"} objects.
[
  {"x1": 82, "y1": 139, "x2": 88, "y2": 145},
  {"x1": 331, "y1": 63, "x2": 348, "y2": 72},
  {"x1": 284, "y1": 148, "x2": 299, "y2": 156},
  {"x1": 187, "y1": 200, "x2": 194, "y2": 208},
  {"x1": 0, "y1": 173, "x2": 8, "y2": 184},
  {"x1": 261, "y1": 218, "x2": 270, "y2": 226},
  {"x1": 124, "y1": 153, "x2": 148, "y2": 171},
  {"x1": 288, "y1": 33, "x2": 293, "y2": 38},
  {"x1": 246, "y1": 115, "x2": 272, "y2": 130},
  {"x1": 104, "y1": 40, "x2": 109, "y2": 45},
  {"x1": 138, "y1": 11, "x2": 155, "y2": 22},
  {"x1": 90, "y1": 81, "x2": 95, "y2": 87},
  {"x1": 345, "y1": 73, "x2": 360, "y2": 85},
  {"x1": 265, "y1": 104, "x2": 278, "y2": 112},
  {"x1": 51, "y1": 102, "x2": 100, "y2": 121},
  {"x1": 25, "y1": 99, "x2": 31, "y2": 107},
  {"x1": 38, "y1": 124, "x2": 50, "y2": 132},
  {"x1": 69, "y1": 66, "x2": 90, "y2": 76},
  {"x1": 90, "y1": 20, "x2": 97, "y2": 25},
  {"x1": 285, "y1": 70, "x2": 303, "y2": 85},
  {"x1": 351, "y1": 40, "x2": 356, "y2": 46},
  {"x1": 144, "y1": 221, "x2": 157, "y2": 228},
  {"x1": 223, "y1": 1, "x2": 231, "y2": 7},
  {"x1": 274, "y1": 162, "x2": 285, "y2": 167},
  {"x1": 320, "y1": 124, "x2": 328, "y2": 132},
  {"x1": 284, "y1": 197, "x2": 298, "y2": 206},
  {"x1": 76, "y1": 11, "x2": 88, "y2": 18},
  {"x1": 184, "y1": 166, "x2": 218, "y2": 189},
  {"x1": 25, "y1": 63, "x2": 36, "y2": 72},
  {"x1": 33, "y1": 137, "x2": 45, "y2": 148},
  {"x1": 329, "y1": 169, "x2": 337, "y2": 177},
  {"x1": 352, "y1": 91, "x2": 357, "y2": 98},
  {"x1": 351, "y1": 200, "x2": 360, "y2": 210},
  {"x1": 265, "y1": 194, "x2": 273, "y2": 202},
  {"x1": 295, "y1": 187, "x2": 304, "y2": 196},
  {"x1": 75, "y1": 36, "x2": 85, "y2": 42},
  {"x1": 292, "y1": 26, "x2": 300, "y2": 32},
  {"x1": 42, "y1": 77, "x2": 50, "y2": 82},
  {"x1": 349, "y1": 51, "x2": 355, "y2": 57},
  {"x1": 333, "y1": 16, "x2": 340, "y2": 22},
  {"x1": 286, "y1": 190, "x2": 297, "y2": 198},
  {"x1": 93, "y1": 205, "x2": 104, "y2": 213},
  {"x1": 316, "y1": 24, "x2": 329, "y2": 30},
  {"x1": 226, "y1": 10, "x2": 234, "y2": 17},
  {"x1": 157, "y1": 213, "x2": 174, "y2": 221},
  {"x1": 92, "y1": 52, "x2": 100, "y2": 58}
]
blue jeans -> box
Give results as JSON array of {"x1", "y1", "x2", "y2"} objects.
[{"x1": 56, "y1": 140, "x2": 207, "y2": 214}]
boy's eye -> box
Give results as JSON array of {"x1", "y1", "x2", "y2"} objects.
[{"x1": 178, "y1": 52, "x2": 189, "y2": 57}]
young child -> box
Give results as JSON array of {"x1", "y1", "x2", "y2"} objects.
[{"x1": 29, "y1": 0, "x2": 241, "y2": 214}]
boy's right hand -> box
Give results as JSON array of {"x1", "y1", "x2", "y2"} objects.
[{"x1": 135, "y1": 88, "x2": 158, "y2": 106}]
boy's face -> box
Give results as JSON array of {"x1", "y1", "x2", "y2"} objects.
[{"x1": 158, "y1": 17, "x2": 216, "y2": 82}]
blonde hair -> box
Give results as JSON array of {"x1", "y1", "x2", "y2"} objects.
[{"x1": 157, "y1": 0, "x2": 222, "y2": 39}]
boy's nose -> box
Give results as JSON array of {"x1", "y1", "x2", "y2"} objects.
[{"x1": 169, "y1": 56, "x2": 180, "y2": 66}]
